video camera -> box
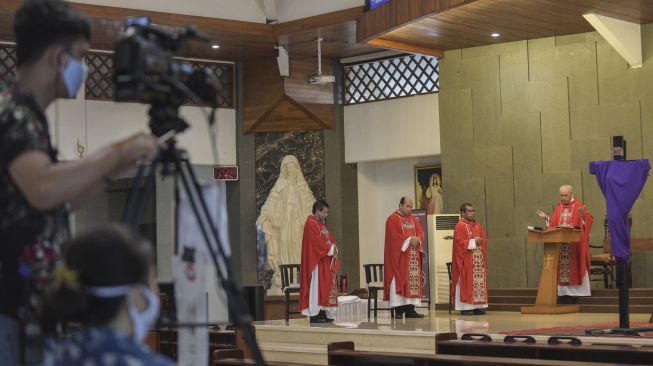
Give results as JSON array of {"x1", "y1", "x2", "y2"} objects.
[{"x1": 113, "y1": 16, "x2": 220, "y2": 136}]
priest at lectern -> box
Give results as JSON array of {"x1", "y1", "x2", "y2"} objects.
[
  {"x1": 452, "y1": 203, "x2": 489, "y2": 315},
  {"x1": 536, "y1": 185, "x2": 594, "y2": 298}
]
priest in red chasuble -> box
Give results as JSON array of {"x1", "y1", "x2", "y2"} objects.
[
  {"x1": 536, "y1": 185, "x2": 594, "y2": 298},
  {"x1": 383, "y1": 197, "x2": 425, "y2": 319},
  {"x1": 299, "y1": 200, "x2": 340, "y2": 323},
  {"x1": 452, "y1": 203, "x2": 489, "y2": 315}
]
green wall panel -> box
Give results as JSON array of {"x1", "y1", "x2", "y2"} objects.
[
  {"x1": 570, "y1": 105, "x2": 600, "y2": 140},
  {"x1": 596, "y1": 39, "x2": 634, "y2": 104},
  {"x1": 445, "y1": 177, "x2": 487, "y2": 228},
  {"x1": 598, "y1": 102, "x2": 643, "y2": 159},
  {"x1": 487, "y1": 238, "x2": 528, "y2": 288},
  {"x1": 581, "y1": 169, "x2": 607, "y2": 244},
  {"x1": 474, "y1": 146, "x2": 514, "y2": 238},
  {"x1": 439, "y1": 49, "x2": 463, "y2": 90},
  {"x1": 501, "y1": 112, "x2": 543, "y2": 204},
  {"x1": 460, "y1": 55, "x2": 500, "y2": 88},
  {"x1": 527, "y1": 37, "x2": 558, "y2": 81},
  {"x1": 439, "y1": 88, "x2": 475, "y2": 185},
  {"x1": 639, "y1": 97, "x2": 653, "y2": 200},
  {"x1": 440, "y1": 27, "x2": 653, "y2": 288},
  {"x1": 499, "y1": 41, "x2": 530, "y2": 116},
  {"x1": 559, "y1": 42, "x2": 599, "y2": 113},
  {"x1": 472, "y1": 83, "x2": 502, "y2": 147},
  {"x1": 528, "y1": 78, "x2": 572, "y2": 173}
]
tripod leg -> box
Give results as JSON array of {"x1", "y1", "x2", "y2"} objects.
[
  {"x1": 121, "y1": 156, "x2": 160, "y2": 229},
  {"x1": 173, "y1": 158, "x2": 267, "y2": 366},
  {"x1": 133, "y1": 166, "x2": 158, "y2": 230}
]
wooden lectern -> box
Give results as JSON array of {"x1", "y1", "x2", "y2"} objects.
[{"x1": 522, "y1": 227, "x2": 582, "y2": 314}]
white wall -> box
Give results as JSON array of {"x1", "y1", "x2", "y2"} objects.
[
  {"x1": 344, "y1": 93, "x2": 440, "y2": 163},
  {"x1": 70, "y1": 0, "x2": 267, "y2": 23},
  {"x1": 357, "y1": 155, "x2": 441, "y2": 287},
  {"x1": 46, "y1": 93, "x2": 237, "y2": 165},
  {"x1": 276, "y1": 0, "x2": 364, "y2": 22},
  {"x1": 70, "y1": 0, "x2": 365, "y2": 23}
]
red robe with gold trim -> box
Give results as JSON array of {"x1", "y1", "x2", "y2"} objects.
[
  {"x1": 299, "y1": 215, "x2": 340, "y2": 311},
  {"x1": 547, "y1": 198, "x2": 594, "y2": 286},
  {"x1": 383, "y1": 211, "x2": 425, "y2": 301},
  {"x1": 452, "y1": 218, "x2": 489, "y2": 305}
]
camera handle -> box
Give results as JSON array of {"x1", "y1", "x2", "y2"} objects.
[{"x1": 122, "y1": 139, "x2": 267, "y2": 366}]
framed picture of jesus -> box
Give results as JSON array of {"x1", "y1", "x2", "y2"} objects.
[{"x1": 414, "y1": 163, "x2": 443, "y2": 215}]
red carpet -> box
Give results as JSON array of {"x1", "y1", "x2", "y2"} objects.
[{"x1": 499, "y1": 322, "x2": 653, "y2": 338}]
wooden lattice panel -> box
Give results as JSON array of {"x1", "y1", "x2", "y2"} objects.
[
  {"x1": 85, "y1": 52, "x2": 114, "y2": 100},
  {"x1": 344, "y1": 54, "x2": 439, "y2": 105},
  {"x1": 83, "y1": 52, "x2": 234, "y2": 108},
  {"x1": 0, "y1": 45, "x2": 17, "y2": 91},
  {"x1": 190, "y1": 61, "x2": 234, "y2": 108}
]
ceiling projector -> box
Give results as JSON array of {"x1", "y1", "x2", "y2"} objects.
[{"x1": 307, "y1": 37, "x2": 335, "y2": 85}]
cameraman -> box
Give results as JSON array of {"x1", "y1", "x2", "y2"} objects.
[{"x1": 0, "y1": 1, "x2": 160, "y2": 364}]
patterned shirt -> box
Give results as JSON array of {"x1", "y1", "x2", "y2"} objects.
[
  {"x1": 0, "y1": 85, "x2": 69, "y2": 317},
  {"x1": 44, "y1": 328, "x2": 174, "y2": 366}
]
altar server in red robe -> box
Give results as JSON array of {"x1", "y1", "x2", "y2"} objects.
[
  {"x1": 536, "y1": 185, "x2": 594, "y2": 298},
  {"x1": 299, "y1": 200, "x2": 340, "y2": 323},
  {"x1": 383, "y1": 197, "x2": 425, "y2": 319},
  {"x1": 452, "y1": 203, "x2": 489, "y2": 315}
]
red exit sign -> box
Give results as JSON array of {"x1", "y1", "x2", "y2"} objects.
[{"x1": 213, "y1": 166, "x2": 239, "y2": 181}]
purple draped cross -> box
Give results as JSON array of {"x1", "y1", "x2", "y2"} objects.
[{"x1": 589, "y1": 160, "x2": 650, "y2": 261}]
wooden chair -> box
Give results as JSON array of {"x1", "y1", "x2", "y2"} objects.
[
  {"x1": 446, "y1": 262, "x2": 453, "y2": 314},
  {"x1": 279, "y1": 264, "x2": 301, "y2": 322},
  {"x1": 363, "y1": 264, "x2": 394, "y2": 319},
  {"x1": 589, "y1": 250, "x2": 615, "y2": 288},
  {"x1": 589, "y1": 215, "x2": 621, "y2": 289}
]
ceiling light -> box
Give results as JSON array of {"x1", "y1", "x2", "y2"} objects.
[
  {"x1": 211, "y1": 44, "x2": 220, "y2": 49},
  {"x1": 491, "y1": 33, "x2": 500, "y2": 38}
]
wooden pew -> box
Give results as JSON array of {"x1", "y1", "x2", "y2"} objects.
[
  {"x1": 212, "y1": 349, "x2": 322, "y2": 365},
  {"x1": 156, "y1": 326, "x2": 237, "y2": 361},
  {"x1": 436, "y1": 333, "x2": 653, "y2": 365},
  {"x1": 327, "y1": 341, "x2": 648, "y2": 366}
]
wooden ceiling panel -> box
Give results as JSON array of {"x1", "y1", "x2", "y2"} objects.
[
  {"x1": 0, "y1": 2, "x2": 380, "y2": 61},
  {"x1": 372, "y1": 0, "x2": 653, "y2": 54}
]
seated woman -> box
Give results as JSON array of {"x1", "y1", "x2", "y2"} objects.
[{"x1": 40, "y1": 223, "x2": 173, "y2": 366}]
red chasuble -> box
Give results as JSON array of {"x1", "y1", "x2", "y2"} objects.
[
  {"x1": 452, "y1": 218, "x2": 489, "y2": 305},
  {"x1": 547, "y1": 198, "x2": 594, "y2": 286},
  {"x1": 383, "y1": 211, "x2": 425, "y2": 301},
  {"x1": 299, "y1": 215, "x2": 340, "y2": 311}
]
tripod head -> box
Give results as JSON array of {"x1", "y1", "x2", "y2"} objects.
[{"x1": 148, "y1": 104, "x2": 189, "y2": 138}]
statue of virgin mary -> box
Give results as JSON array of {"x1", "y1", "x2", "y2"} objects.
[{"x1": 256, "y1": 155, "x2": 316, "y2": 292}]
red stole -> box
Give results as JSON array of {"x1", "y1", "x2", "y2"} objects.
[
  {"x1": 299, "y1": 215, "x2": 339, "y2": 310},
  {"x1": 452, "y1": 218, "x2": 488, "y2": 305},
  {"x1": 383, "y1": 211, "x2": 425, "y2": 301},
  {"x1": 548, "y1": 198, "x2": 594, "y2": 286}
]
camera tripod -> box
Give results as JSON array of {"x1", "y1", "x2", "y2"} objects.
[{"x1": 122, "y1": 137, "x2": 267, "y2": 365}]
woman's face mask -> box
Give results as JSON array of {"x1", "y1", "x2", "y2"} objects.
[
  {"x1": 85, "y1": 284, "x2": 161, "y2": 343},
  {"x1": 127, "y1": 286, "x2": 161, "y2": 343},
  {"x1": 60, "y1": 54, "x2": 87, "y2": 98}
]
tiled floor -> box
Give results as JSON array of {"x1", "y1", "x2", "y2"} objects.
[
  {"x1": 253, "y1": 311, "x2": 653, "y2": 364},
  {"x1": 256, "y1": 310, "x2": 652, "y2": 334}
]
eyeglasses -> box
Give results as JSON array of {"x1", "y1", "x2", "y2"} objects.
[{"x1": 466, "y1": 209, "x2": 475, "y2": 212}]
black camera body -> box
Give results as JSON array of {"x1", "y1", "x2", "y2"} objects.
[{"x1": 113, "y1": 17, "x2": 220, "y2": 136}]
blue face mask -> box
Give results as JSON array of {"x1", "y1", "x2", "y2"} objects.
[{"x1": 61, "y1": 55, "x2": 87, "y2": 98}]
